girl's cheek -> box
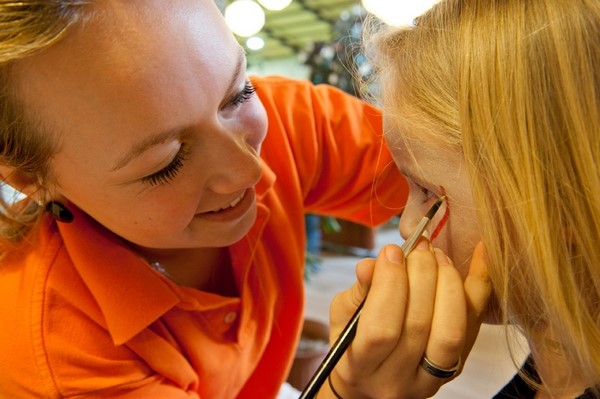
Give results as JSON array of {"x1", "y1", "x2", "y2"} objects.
[{"x1": 430, "y1": 188, "x2": 450, "y2": 241}]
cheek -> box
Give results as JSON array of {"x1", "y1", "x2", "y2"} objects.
[
  {"x1": 95, "y1": 194, "x2": 198, "y2": 247},
  {"x1": 433, "y1": 206, "x2": 480, "y2": 277},
  {"x1": 430, "y1": 200, "x2": 450, "y2": 241}
]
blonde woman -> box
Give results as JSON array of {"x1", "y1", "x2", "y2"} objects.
[
  {"x1": 0, "y1": 1, "x2": 494, "y2": 398},
  {"x1": 357, "y1": 0, "x2": 600, "y2": 397}
]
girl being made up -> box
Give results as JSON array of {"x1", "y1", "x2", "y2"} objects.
[
  {"x1": 352, "y1": 0, "x2": 600, "y2": 398},
  {"x1": 0, "y1": 1, "x2": 491, "y2": 398}
]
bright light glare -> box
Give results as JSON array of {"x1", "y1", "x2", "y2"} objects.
[
  {"x1": 246, "y1": 36, "x2": 265, "y2": 51},
  {"x1": 225, "y1": 0, "x2": 266, "y2": 37},
  {"x1": 361, "y1": 0, "x2": 441, "y2": 26}
]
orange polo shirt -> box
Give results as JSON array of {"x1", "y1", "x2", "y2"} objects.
[{"x1": 0, "y1": 76, "x2": 407, "y2": 398}]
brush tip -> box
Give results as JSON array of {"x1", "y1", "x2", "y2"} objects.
[{"x1": 425, "y1": 196, "x2": 446, "y2": 220}]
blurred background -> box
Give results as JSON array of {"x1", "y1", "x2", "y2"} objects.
[{"x1": 216, "y1": 0, "x2": 441, "y2": 82}]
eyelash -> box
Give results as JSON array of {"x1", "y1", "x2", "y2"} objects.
[
  {"x1": 139, "y1": 83, "x2": 254, "y2": 187},
  {"x1": 410, "y1": 178, "x2": 436, "y2": 201},
  {"x1": 141, "y1": 144, "x2": 189, "y2": 186},
  {"x1": 230, "y1": 81, "x2": 256, "y2": 107}
]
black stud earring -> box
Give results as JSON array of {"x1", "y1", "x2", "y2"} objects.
[{"x1": 45, "y1": 201, "x2": 74, "y2": 223}]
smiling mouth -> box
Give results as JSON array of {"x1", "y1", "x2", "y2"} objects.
[{"x1": 209, "y1": 191, "x2": 246, "y2": 213}]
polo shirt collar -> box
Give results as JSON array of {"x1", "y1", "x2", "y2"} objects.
[
  {"x1": 57, "y1": 206, "x2": 181, "y2": 345},
  {"x1": 55, "y1": 164, "x2": 276, "y2": 346}
]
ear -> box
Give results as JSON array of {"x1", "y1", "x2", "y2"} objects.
[{"x1": 0, "y1": 164, "x2": 41, "y2": 202}]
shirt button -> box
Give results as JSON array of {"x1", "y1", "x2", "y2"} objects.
[{"x1": 223, "y1": 311, "x2": 237, "y2": 324}]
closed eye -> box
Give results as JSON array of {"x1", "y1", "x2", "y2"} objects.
[
  {"x1": 406, "y1": 175, "x2": 437, "y2": 201},
  {"x1": 228, "y1": 80, "x2": 256, "y2": 108},
  {"x1": 415, "y1": 181, "x2": 435, "y2": 199},
  {"x1": 141, "y1": 144, "x2": 189, "y2": 186}
]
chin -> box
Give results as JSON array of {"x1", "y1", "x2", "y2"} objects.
[
  {"x1": 218, "y1": 210, "x2": 258, "y2": 246},
  {"x1": 482, "y1": 294, "x2": 504, "y2": 325}
]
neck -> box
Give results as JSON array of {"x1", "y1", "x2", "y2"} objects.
[{"x1": 134, "y1": 246, "x2": 234, "y2": 293}]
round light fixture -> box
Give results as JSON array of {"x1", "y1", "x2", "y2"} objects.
[
  {"x1": 257, "y1": 0, "x2": 293, "y2": 11},
  {"x1": 246, "y1": 36, "x2": 265, "y2": 51},
  {"x1": 361, "y1": 0, "x2": 441, "y2": 26},
  {"x1": 225, "y1": 0, "x2": 266, "y2": 37}
]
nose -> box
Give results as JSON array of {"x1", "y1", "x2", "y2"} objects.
[
  {"x1": 205, "y1": 130, "x2": 264, "y2": 194},
  {"x1": 398, "y1": 198, "x2": 425, "y2": 241}
]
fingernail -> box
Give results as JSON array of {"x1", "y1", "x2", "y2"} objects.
[
  {"x1": 385, "y1": 245, "x2": 403, "y2": 264},
  {"x1": 415, "y1": 235, "x2": 430, "y2": 251},
  {"x1": 433, "y1": 248, "x2": 449, "y2": 265}
]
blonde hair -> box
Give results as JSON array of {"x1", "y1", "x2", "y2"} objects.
[
  {"x1": 0, "y1": 1, "x2": 89, "y2": 249},
  {"x1": 367, "y1": 0, "x2": 600, "y2": 392}
]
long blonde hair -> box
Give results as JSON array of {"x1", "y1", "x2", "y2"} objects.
[
  {"x1": 367, "y1": 0, "x2": 600, "y2": 391},
  {"x1": 0, "y1": 1, "x2": 89, "y2": 250}
]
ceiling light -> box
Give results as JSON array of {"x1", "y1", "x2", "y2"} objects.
[
  {"x1": 225, "y1": 0, "x2": 266, "y2": 37},
  {"x1": 246, "y1": 36, "x2": 265, "y2": 51},
  {"x1": 361, "y1": 0, "x2": 441, "y2": 26},
  {"x1": 257, "y1": 0, "x2": 293, "y2": 11}
]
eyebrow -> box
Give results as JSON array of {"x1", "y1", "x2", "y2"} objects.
[
  {"x1": 110, "y1": 130, "x2": 181, "y2": 171},
  {"x1": 110, "y1": 47, "x2": 247, "y2": 172}
]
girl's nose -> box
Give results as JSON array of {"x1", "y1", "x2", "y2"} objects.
[{"x1": 398, "y1": 197, "x2": 424, "y2": 241}]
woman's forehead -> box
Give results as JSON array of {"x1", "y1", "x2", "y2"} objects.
[{"x1": 12, "y1": 0, "x2": 238, "y2": 126}]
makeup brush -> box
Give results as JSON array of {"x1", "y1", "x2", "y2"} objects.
[{"x1": 299, "y1": 196, "x2": 446, "y2": 399}]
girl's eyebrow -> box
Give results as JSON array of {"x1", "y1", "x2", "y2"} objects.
[
  {"x1": 110, "y1": 47, "x2": 247, "y2": 172},
  {"x1": 399, "y1": 166, "x2": 427, "y2": 187}
]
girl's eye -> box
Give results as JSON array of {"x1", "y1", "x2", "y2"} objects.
[
  {"x1": 408, "y1": 177, "x2": 436, "y2": 201},
  {"x1": 229, "y1": 81, "x2": 256, "y2": 108},
  {"x1": 141, "y1": 144, "x2": 189, "y2": 186},
  {"x1": 416, "y1": 182, "x2": 435, "y2": 199}
]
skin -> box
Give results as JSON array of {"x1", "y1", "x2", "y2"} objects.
[
  {"x1": 1, "y1": 2, "x2": 495, "y2": 396},
  {"x1": 325, "y1": 121, "x2": 491, "y2": 398},
  {"x1": 384, "y1": 122, "x2": 480, "y2": 277},
  {"x1": 383, "y1": 122, "x2": 590, "y2": 398},
  {"x1": 10, "y1": 0, "x2": 268, "y2": 286}
]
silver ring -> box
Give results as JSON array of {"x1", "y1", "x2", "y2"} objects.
[{"x1": 420, "y1": 354, "x2": 461, "y2": 378}]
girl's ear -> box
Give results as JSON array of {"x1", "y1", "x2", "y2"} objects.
[{"x1": 0, "y1": 164, "x2": 41, "y2": 203}]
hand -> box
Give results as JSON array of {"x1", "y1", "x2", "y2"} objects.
[{"x1": 325, "y1": 239, "x2": 491, "y2": 399}]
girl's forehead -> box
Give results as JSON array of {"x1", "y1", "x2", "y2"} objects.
[
  {"x1": 386, "y1": 123, "x2": 450, "y2": 162},
  {"x1": 386, "y1": 123, "x2": 466, "y2": 187}
]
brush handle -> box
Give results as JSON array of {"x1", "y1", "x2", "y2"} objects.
[{"x1": 298, "y1": 301, "x2": 363, "y2": 399}]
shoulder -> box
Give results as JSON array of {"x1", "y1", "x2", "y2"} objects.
[
  {"x1": 0, "y1": 217, "x2": 155, "y2": 397},
  {"x1": 0, "y1": 220, "x2": 77, "y2": 395}
]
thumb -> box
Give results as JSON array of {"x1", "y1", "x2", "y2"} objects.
[{"x1": 329, "y1": 258, "x2": 375, "y2": 332}]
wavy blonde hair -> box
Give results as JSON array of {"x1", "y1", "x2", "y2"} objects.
[
  {"x1": 367, "y1": 0, "x2": 600, "y2": 392},
  {"x1": 0, "y1": 1, "x2": 89, "y2": 250}
]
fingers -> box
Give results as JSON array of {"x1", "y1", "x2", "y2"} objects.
[
  {"x1": 353, "y1": 244, "x2": 410, "y2": 368},
  {"x1": 420, "y1": 250, "x2": 466, "y2": 376},
  {"x1": 328, "y1": 238, "x2": 491, "y2": 399},
  {"x1": 329, "y1": 257, "x2": 375, "y2": 336},
  {"x1": 389, "y1": 238, "x2": 440, "y2": 364}
]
